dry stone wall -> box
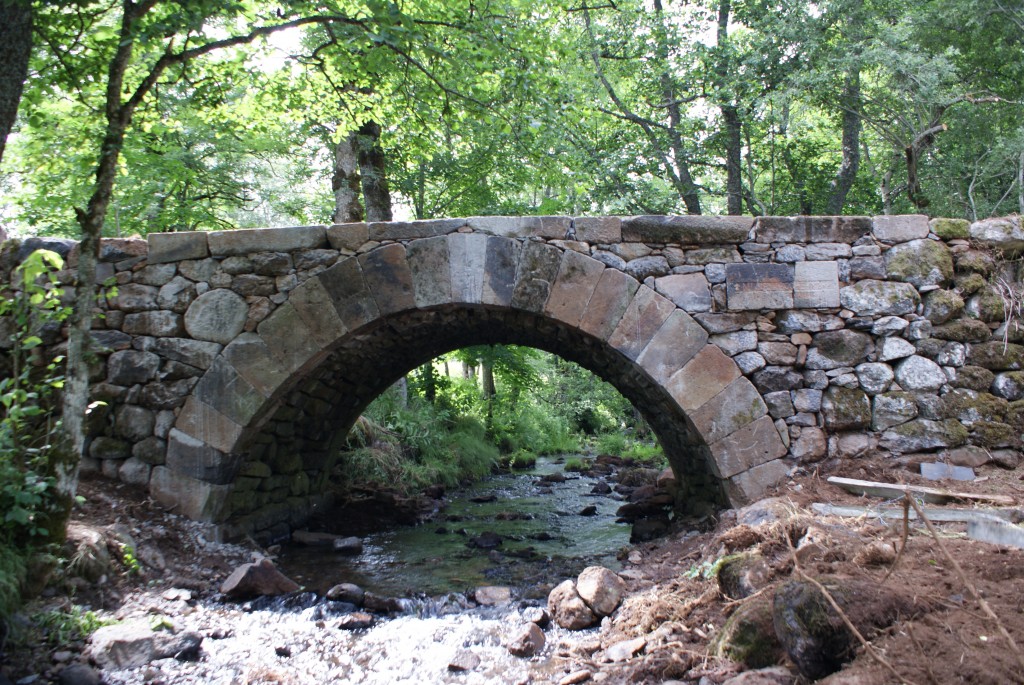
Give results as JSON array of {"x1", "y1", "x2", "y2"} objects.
[{"x1": 3, "y1": 213, "x2": 1023, "y2": 542}]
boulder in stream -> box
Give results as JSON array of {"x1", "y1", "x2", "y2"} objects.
[
  {"x1": 474, "y1": 586, "x2": 512, "y2": 606},
  {"x1": 548, "y1": 579, "x2": 598, "y2": 630},
  {"x1": 332, "y1": 536, "x2": 364, "y2": 555},
  {"x1": 220, "y1": 558, "x2": 299, "y2": 599},
  {"x1": 507, "y1": 622, "x2": 546, "y2": 657},
  {"x1": 468, "y1": 531, "x2": 503, "y2": 549},
  {"x1": 326, "y1": 582, "x2": 365, "y2": 606},
  {"x1": 337, "y1": 612, "x2": 375, "y2": 630},
  {"x1": 88, "y1": 621, "x2": 202, "y2": 669},
  {"x1": 576, "y1": 566, "x2": 626, "y2": 617}
]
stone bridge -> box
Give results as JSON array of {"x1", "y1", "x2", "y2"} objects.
[{"x1": 6, "y1": 213, "x2": 1024, "y2": 542}]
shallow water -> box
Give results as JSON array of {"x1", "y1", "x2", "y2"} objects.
[{"x1": 279, "y1": 455, "x2": 632, "y2": 597}]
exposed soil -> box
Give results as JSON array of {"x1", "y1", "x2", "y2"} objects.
[{"x1": 4, "y1": 453, "x2": 1024, "y2": 684}]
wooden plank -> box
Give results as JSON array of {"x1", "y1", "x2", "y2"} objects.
[
  {"x1": 967, "y1": 519, "x2": 1024, "y2": 549},
  {"x1": 826, "y1": 476, "x2": 1016, "y2": 507},
  {"x1": 811, "y1": 502, "x2": 1019, "y2": 524}
]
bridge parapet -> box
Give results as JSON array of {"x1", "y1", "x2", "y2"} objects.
[{"x1": 3, "y1": 213, "x2": 1022, "y2": 542}]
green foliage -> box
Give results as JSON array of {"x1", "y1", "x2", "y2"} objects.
[
  {"x1": 564, "y1": 457, "x2": 587, "y2": 472},
  {"x1": 337, "y1": 387, "x2": 498, "y2": 493},
  {"x1": 623, "y1": 442, "x2": 665, "y2": 465},
  {"x1": 30, "y1": 605, "x2": 117, "y2": 646},
  {"x1": 595, "y1": 433, "x2": 627, "y2": 456},
  {"x1": 0, "y1": 249, "x2": 72, "y2": 617}
]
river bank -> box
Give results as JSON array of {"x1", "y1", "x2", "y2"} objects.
[{"x1": 3, "y1": 450, "x2": 1024, "y2": 684}]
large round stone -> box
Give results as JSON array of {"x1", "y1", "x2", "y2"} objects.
[
  {"x1": 576, "y1": 566, "x2": 626, "y2": 617},
  {"x1": 855, "y1": 362, "x2": 894, "y2": 395},
  {"x1": 894, "y1": 355, "x2": 946, "y2": 392},
  {"x1": 840, "y1": 280, "x2": 919, "y2": 317},
  {"x1": 184, "y1": 288, "x2": 247, "y2": 344},
  {"x1": 885, "y1": 239, "x2": 953, "y2": 288},
  {"x1": 548, "y1": 579, "x2": 597, "y2": 630}
]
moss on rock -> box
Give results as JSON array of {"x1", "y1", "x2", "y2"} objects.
[
  {"x1": 941, "y1": 389, "x2": 1008, "y2": 424},
  {"x1": 885, "y1": 239, "x2": 954, "y2": 288},
  {"x1": 712, "y1": 592, "x2": 783, "y2": 669},
  {"x1": 969, "y1": 341, "x2": 1024, "y2": 370},
  {"x1": 952, "y1": 365, "x2": 996, "y2": 392},
  {"x1": 967, "y1": 286, "x2": 1007, "y2": 323},
  {"x1": 922, "y1": 289, "x2": 964, "y2": 325},
  {"x1": 955, "y1": 250, "x2": 996, "y2": 276},
  {"x1": 955, "y1": 272, "x2": 988, "y2": 295},
  {"x1": 821, "y1": 386, "x2": 871, "y2": 430},
  {"x1": 932, "y1": 319, "x2": 993, "y2": 343},
  {"x1": 930, "y1": 217, "x2": 970, "y2": 240},
  {"x1": 970, "y1": 421, "x2": 1019, "y2": 449}
]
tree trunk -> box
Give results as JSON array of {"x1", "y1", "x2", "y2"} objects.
[
  {"x1": 0, "y1": 0, "x2": 32, "y2": 169},
  {"x1": 723, "y1": 106, "x2": 743, "y2": 215},
  {"x1": 716, "y1": 0, "x2": 743, "y2": 215},
  {"x1": 825, "y1": 69, "x2": 862, "y2": 214},
  {"x1": 355, "y1": 121, "x2": 392, "y2": 222},
  {"x1": 332, "y1": 132, "x2": 363, "y2": 223},
  {"x1": 420, "y1": 362, "x2": 436, "y2": 404},
  {"x1": 653, "y1": 0, "x2": 701, "y2": 215}
]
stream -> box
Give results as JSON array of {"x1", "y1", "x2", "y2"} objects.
[
  {"x1": 278, "y1": 454, "x2": 635, "y2": 597},
  {"x1": 101, "y1": 454, "x2": 662, "y2": 685}
]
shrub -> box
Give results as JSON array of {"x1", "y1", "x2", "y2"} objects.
[{"x1": 595, "y1": 432, "x2": 627, "y2": 456}]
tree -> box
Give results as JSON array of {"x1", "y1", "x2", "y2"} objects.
[{"x1": 0, "y1": 0, "x2": 32, "y2": 169}]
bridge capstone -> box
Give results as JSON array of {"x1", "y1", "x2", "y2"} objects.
[{"x1": 5, "y1": 213, "x2": 1023, "y2": 543}]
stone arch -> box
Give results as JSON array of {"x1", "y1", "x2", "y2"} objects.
[{"x1": 156, "y1": 234, "x2": 786, "y2": 534}]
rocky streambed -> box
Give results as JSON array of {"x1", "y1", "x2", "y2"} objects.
[{"x1": 6, "y1": 454, "x2": 1024, "y2": 685}]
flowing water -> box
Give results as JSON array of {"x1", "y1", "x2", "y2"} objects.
[{"x1": 278, "y1": 454, "x2": 633, "y2": 597}]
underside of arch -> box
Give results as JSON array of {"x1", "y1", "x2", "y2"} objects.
[{"x1": 158, "y1": 234, "x2": 787, "y2": 529}]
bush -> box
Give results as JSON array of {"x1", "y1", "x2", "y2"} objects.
[
  {"x1": 0, "y1": 249, "x2": 71, "y2": 619},
  {"x1": 595, "y1": 433, "x2": 627, "y2": 456},
  {"x1": 623, "y1": 441, "x2": 665, "y2": 465}
]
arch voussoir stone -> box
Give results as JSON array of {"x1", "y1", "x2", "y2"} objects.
[
  {"x1": 607, "y1": 285, "x2": 676, "y2": 360},
  {"x1": 316, "y1": 255, "x2": 380, "y2": 330},
  {"x1": 407, "y1": 236, "x2": 452, "y2": 308},
  {"x1": 511, "y1": 241, "x2": 562, "y2": 312},
  {"x1": 636, "y1": 309, "x2": 708, "y2": 385},
  {"x1": 358, "y1": 242, "x2": 416, "y2": 315},
  {"x1": 544, "y1": 249, "x2": 606, "y2": 328},
  {"x1": 256, "y1": 301, "x2": 329, "y2": 376},
  {"x1": 448, "y1": 232, "x2": 488, "y2": 303},
  {"x1": 689, "y1": 376, "x2": 768, "y2": 446},
  {"x1": 579, "y1": 269, "x2": 639, "y2": 339},
  {"x1": 287, "y1": 275, "x2": 349, "y2": 346},
  {"x1": 482, "y1": 236, "x2": 521, "y2": 306},
  {"x1": 665, "y1": 344, "x2": 741, "y2": 413}
]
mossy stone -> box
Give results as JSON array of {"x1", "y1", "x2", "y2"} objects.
[
  {"x1": 971, "y1": 421, "x2": 1019, "y2": 449},
  {"x1": 967, "y1": 285, "x2": 1007, "y2": 323},
  {"x1": 885, "y1": 239, "x2": 954, "y2": 288},
  {"x1": 717, "y1": 552, "x2": 770, "y2": 599},
  {"x1": 1007, "y1": 401, "x2": 1024, "y2": 432},
  {"x1": 955, "y1": 250, "x2": 995, "y2": 276},
  {"x1": 821, "y1": 386, "x2": 872, "y2": 430},
  {"x1": 953, "y1": 365, "x2": 996, "y2": 392},
  {"x1": 713, "y1": 592, "x2": 784, "y2": 668},
  {"x1": 955, "y1": 272, "x2": 987, "y2": 296},
  {"x1": 930, "y1": 217, "x2": 970, "y2": 240},
  {"x1": 922, "y1": 289, "x2": 964, "y2": 325},
  {"x1": 969, "y1": 342, "x2": 1024, "y2": 370},
  {"x1": 932, "y1": 319, "x2": 992, "y2": 343},
  {"x1": 880, "y1": 418, "x2": 969, "y2": 452},
  {"x1": 942, "y1": 389, "x2": 1008, "y2": 424}
]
